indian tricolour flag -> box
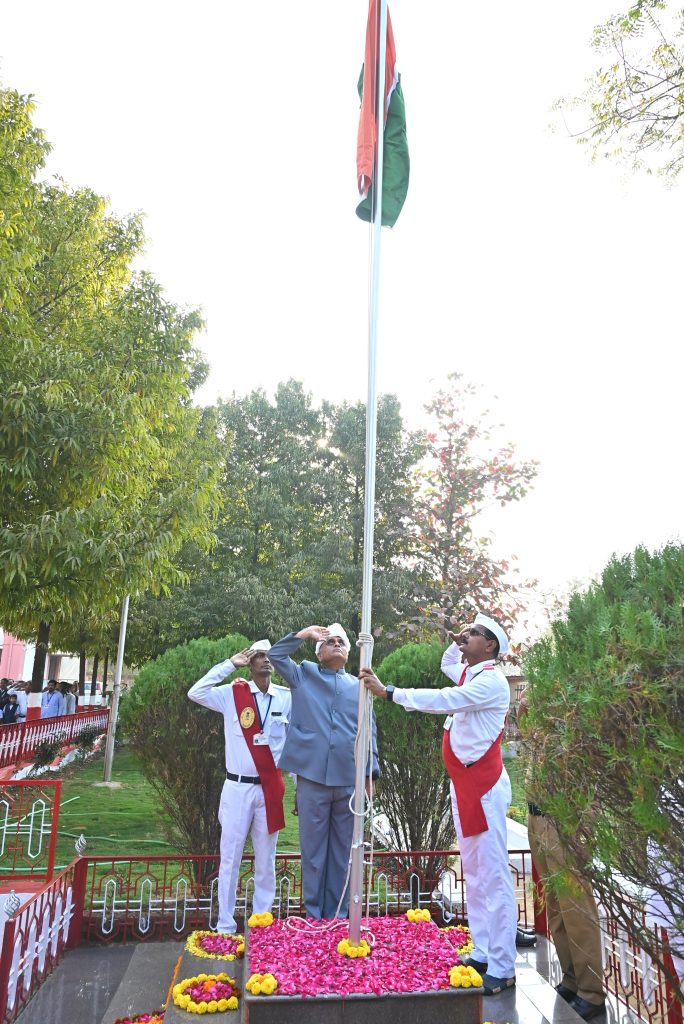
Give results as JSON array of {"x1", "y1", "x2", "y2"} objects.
[{"x1": 356, "y1": 0, "x2": 410, "y2": 228}]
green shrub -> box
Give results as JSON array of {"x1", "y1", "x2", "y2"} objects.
[
  {"x1": 522, "y1": 543, "x2": 684, "y2": 985},
  {"x1": 119, "y1": 633, "x2": 249, "y2": 855},
  {"x1": 374, "y1": 639, "x2": 455, "y2": 869}
]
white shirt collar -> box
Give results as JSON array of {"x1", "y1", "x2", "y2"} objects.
[{"x1": 467, "y1": 659, "x2": 496, "y2": 675}]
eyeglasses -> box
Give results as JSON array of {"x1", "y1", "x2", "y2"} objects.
[{"x1": 467, "y1": 628, "x2": 489, "y2": 639}]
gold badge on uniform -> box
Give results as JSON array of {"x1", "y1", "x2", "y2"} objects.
[{"x1": 240, "y1": 707, "x2": 256, "y2": 729}]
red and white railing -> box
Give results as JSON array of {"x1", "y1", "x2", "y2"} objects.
[
  {"x1": 0, "y1": 780, "x2": 62, "y2": 881},
  {"x1": 0, "y1": 709, "x2": 109, "y2": 770},
  {"x1": 0, "y1": 860, "x2": 76, "y2": 1023}
]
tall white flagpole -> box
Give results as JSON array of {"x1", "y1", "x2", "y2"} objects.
[{"x1": 348, "y1": 0, "x2": 388, "y2": 947}]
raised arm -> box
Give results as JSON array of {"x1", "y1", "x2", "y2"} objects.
[
  {"x1": 441, "y1": 631, "x2": 466, "y2": 684},
  {"x1": 268, "y1": 626, "x2": 329, "y2": 690},
  {"x1": 360, "y1": 667, "x2": 509, "y2": 715},
  {"x1": 188, "y1": 655, "x2": 241, "y2": 711}
]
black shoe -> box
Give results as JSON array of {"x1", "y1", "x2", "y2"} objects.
[
  {"x1": 570, "y1": 996, "x2": 606, "y2": 1021},
  {"x1": 556, "y1": 983, "x2": 577, "y2": 1003},
  {"x1": 516, "y1": 927, "x2": 537, "y2": 947},
  {"x1": 482, "y1": 973, "x2": 516, "y2": 995},
  {"x1": 464, "y1": 956, "x2": 488, "y2": 974}
]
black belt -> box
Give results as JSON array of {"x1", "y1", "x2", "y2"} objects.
[{"x1": 226, "y1": 771, "x2": 261, "y2": 785}]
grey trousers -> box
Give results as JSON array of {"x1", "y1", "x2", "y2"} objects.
[{"x1": 296, "y1": 777, "x2": 354, "y2": 919}]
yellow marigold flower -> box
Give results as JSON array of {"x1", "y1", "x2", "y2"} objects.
[
  {"x1": 197, "y1": 1005, "x2": 208, "y2": 1015},
  {"x1": 217, "y1": 1000, "x2": 229, "y2": 1012},
  {"x1": 197, "y1": 973, "x2": 208, "y2": 982},
  {"x1": 187, "y1": 1001, "x2": 199, "y2": 1012},
  {"x1": 261, "y1": 979, "x2": 276, "y2": 995},
  {"x1": 227, "y1": 997, "x2": 238, "y2": 1010},
  {"x1": 252, "y1": 983, "x2": 262, "y2": 995},
  {"x1": 450, "y1": 975, "x2": 462, "y2": 988},
  {"x1": 207, "y1": 1001, "x2": 218, "y2": 1013}
]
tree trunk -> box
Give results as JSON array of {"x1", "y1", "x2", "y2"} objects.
[
  {"x1": 102, "y1": 648, "x2": 110, "y2": 696},
  {"x1": 30, "y1": 620, "x2": 51, "y2": 693},
  {"x1": 78, "y1": 649, "x2": 86, "y2": 696},
  {"x1": 90, "y1": 651, "x2": 99, "y2": 697}
]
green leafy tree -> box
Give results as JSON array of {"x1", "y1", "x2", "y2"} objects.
[
  {"x1": 126, "y1": 385, "x2": 424, "y2": 667},
  {"x1": 0, "y1": 88, "x2": 49, "y2": 315},
  {"x1": 557, "y1": 1, "x2": 684, "y2": 179},
  {"x1": 522, "y1": 543, "x2": 684, "y2": 990},
  {"x1": 0, "y1": 95, "x2": 222, "y2": 687},
  {"x1": 119, "y1": 633, "x2": 250, "y2": 855},
  {"x1": 394, "y1": 374, "x2": 538, "y2": 650},
  {"x1": 373, "y1": 640, "x2": 455, "y2": 882}
]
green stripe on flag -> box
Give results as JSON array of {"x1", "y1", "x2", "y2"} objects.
[{"x1": 356, "y1": 70, "x2": 410, "y2": 228}]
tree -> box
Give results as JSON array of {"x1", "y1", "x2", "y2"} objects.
[
  {"x1": 0, "y1": 94, "x2": 222, "y2": 687},
  {"x1": 558, "y1": 1, "x2": 684, "y2": 179},
  {"x1": 0, "y1": 88, "x2": 49, "y2": 316},
  {"x1": 373, "y1": 640, "x2": 455, "y2": 887},
  {"x1": 125, "y1": 385, "x2": 424, "y2": 668},
  {"x1": 394, "y1": 374, "x2": 538, "y2": 650},
  {"x1": 119, "y1": 633, "x2": 249, "y2": 856},
  {"x1": 522, "y1": 543, "x2": 684, "y2": 992}
]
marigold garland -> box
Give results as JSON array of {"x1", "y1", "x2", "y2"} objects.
[
  {"x1": 441, "y1": 923, "x2": 474, "y2": 956},
  {"x1": 185, "y1": 931, "x2": 245, "y2": 961},
  {"x1": 172, "y1": 972, "x2": 240, "y2": 1013},
  {"x1": 247, "y1": 911, "x2": 274, "y2": 928},
  {"x1": 113, "y1": 1014, "x2": 164, "y2": 1024},
  {"x1": 337, "y1": 937, "x2": 371, "y2": 958},
  {"x1": 245, "y1": 972, "x2": 278, "y2": 995},
  {"x1": 405, "y1": 908, "x2": 431, "y2": 923},
  {"x1": 448, "y1": 964, "x2": 483, "y2": 989}
]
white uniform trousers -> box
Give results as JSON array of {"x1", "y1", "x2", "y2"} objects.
[
  {"x1": 217, "y1": 779, "x2": 278, "y2": 933},
  {"x1": 450, "y1": 768, "x2": 517, "y2": 978}
]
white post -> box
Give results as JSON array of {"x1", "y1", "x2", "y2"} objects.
[
  {"x1": 102, "y1": 594, "x2": 129, "y2": 784},
  {"x1": 348, "y1": 0, "x2": 388, "y2": 946}
]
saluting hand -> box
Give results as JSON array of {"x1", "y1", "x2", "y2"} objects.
[
  {"x1": 447, "y1": 628, "x2": 469, "y2": 646},
  {"x1": 231, "y1": 648, "x2": 256, "y2": 668},
  {"x1": 296, "y1": 625, "x2": 330, "y2": 643}
]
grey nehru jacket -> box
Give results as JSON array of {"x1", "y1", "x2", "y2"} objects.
[{"x1": 269, "y1": 632, "x2": 379, "y2": 787}]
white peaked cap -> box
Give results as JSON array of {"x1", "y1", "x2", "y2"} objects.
[
  {"x1": 315, "y1": 623, "x2": 351, "y2": 655},
  {"x1": 249, "y1": 639, "x2": 272, "y2": 652},
  {"x1": 474, "y1": 613, "x2": 509, "y2": 656}
]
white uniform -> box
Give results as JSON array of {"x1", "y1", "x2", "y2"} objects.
[
  {"x1": 393, "y1": 642, "x2": 517, "y2": 978},
  {"x1": 9, "y1": 688, "x2": 27, "y2": 720},
  {"x1": 188, "y1": 660, "x2": 291, "y2": 933}
]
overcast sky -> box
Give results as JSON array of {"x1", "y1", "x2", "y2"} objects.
[{"x1": 2, "y1": 1, "x2": 681, "y2": 634}]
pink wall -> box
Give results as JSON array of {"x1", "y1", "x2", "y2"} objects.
[{"x1": 0, "y1": 632, "x2": 27, "y2": 679}]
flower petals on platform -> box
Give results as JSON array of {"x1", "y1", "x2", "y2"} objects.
[{"x1": 248, "y1": 917, "x2": 471, "y2": 998}]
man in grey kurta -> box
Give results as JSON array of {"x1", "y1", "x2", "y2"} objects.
[{"x1": 269, "y1": 623, "x2": 379, "y2": 919}]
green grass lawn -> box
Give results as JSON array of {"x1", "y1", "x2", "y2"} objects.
[
  {"x1": 53, "y1": 748, "x2": 300, "y2": 869},
  {"x1": 51, "y1": 748, "x2": 526, "y2": 872}
]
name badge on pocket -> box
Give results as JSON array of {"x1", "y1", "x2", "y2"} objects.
[
  {"x1": 253, "y1": 732, "x2": 269, "y2": 746},
  {"x1": 443, "y1": 716, "x2": 453, "y2": 731}
]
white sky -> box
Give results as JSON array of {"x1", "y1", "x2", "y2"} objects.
[{"x1": 2, "y1": 1, "x2": 681, "y2": 633}]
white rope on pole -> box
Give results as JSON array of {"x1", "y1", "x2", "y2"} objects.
[{"x1": 348, "y1": 0, "x2": 388, "y2": 947}]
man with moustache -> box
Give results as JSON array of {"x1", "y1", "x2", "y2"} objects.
[
  {"x1": 361, "y1": 613, "x2": 517, "y2": 997},
  {"x1": 188, "y1": 640, "x2": 291, "y2": 934},
  {"x1": 269, "y1": 623, "x2": 379, "y2": 920}
]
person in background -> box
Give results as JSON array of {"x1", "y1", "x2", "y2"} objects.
[
  {"x1": 2, "y1": 693, "x2": 20, "y2": 724},
  {"x1": 41, "y1": 678, "x2": 66, "y2": 718},
  {"x1": 61, "y1": 681, "x2": 77, "y2": 715},
  {"x1": 10, "y1": 681, "x2": 28, "y2": 721}
]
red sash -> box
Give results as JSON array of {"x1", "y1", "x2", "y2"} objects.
[
  {"x1": 442, "y1": 728, "x2": 504, "y2": 838},
  {"x1": 232, "y1": 682, "x2": 285, "y2": 835}
]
